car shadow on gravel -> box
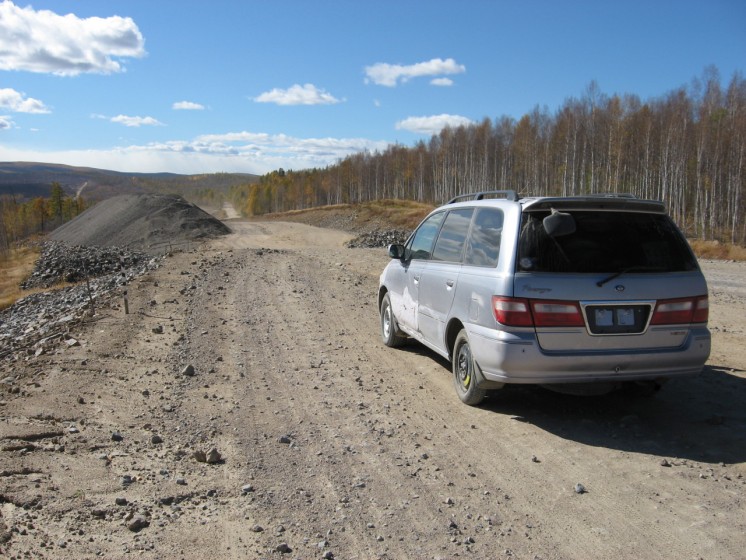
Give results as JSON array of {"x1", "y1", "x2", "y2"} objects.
[{"x1": 477, "y1": 364, "x2": 746, "y2": 465}]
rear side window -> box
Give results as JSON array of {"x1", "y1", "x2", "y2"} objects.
[
  {"x1": 464, "y1": 208, "x2": 504, "y2": 267},
  {"x1": 518, "y1": 210, "x2": 698, "y2": 273},
  {"x1": 432, "y1": 208, "x2": 474, "y2": 262},
  {"x1": 408, "y1": 211, "x2": 445, "y2": 260}
]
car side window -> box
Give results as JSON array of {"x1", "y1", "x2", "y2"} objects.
[
  {"x1": 407, "y1": 212, "x2": 445, "y2": 260},
  {"x1": 464, "y1": 208, "x2": 504, "y2": 267},
  {"x1": 432, "y1": 208, "x2": 474, "y2": 262}
]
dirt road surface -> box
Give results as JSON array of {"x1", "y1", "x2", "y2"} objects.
[{"x1": 1, "y1": 220, "x2": 745, "y2": 559}]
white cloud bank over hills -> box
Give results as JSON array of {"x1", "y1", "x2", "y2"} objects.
[{"x1": 0, "y1": 131, "x2": 391, "y2": 174}]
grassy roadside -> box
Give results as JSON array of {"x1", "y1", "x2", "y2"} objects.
[
  {"x1": 0, "y1": 246, "x2": 40, "y2": 311},
  {"x1": 689, "y1": 239, "x2": 746, "y2": 261}
]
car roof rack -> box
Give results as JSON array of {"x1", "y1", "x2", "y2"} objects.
[
  {"x1": 447, "y1": 190, "x2": 519, "y2": 204},
  {"x1": 584, "y1": 192, "x2": 638, "y2": 199}
]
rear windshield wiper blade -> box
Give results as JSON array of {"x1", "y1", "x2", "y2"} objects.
[{"x1": 596, "y1": 266, "x2": 666, "y2": 287}]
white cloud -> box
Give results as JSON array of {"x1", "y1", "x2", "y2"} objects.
[
  {"x1": 111, "y1": 115, "x2": 164, "y2": 127},
  {"x1": 254, "y1": 84, "x2": 342, "y2": 106},
  {"x1": 430, "y1": 77, "x2": 454, "y2": 87},
  {"x1": 173, "y1": 101, "x2": 205, "y2": 111},
  {"x1": 396, "y1": 114, "x2": 475, "y2": 135},
  {"x1": 0, "y1": 131, "x2": 391, "y2": 174},
  {"x1": 364, "y1": 58, "x2": 465, "y2": 87},
  {"x1": 0, "y1": 116, "x2": 14, "y2": 129},
  {"x1": 0, "y1": 1, "x2": 145, "y2": 76},
  {"x1": 0, "y1": 88, "x2": 51, "y2": 113}
]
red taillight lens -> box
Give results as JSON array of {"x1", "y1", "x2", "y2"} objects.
[
  {"x1": 651, "y1": 296, "x2": 708, "y2": 325},
  {"x1": 693, "y1": 295, "x2": 709, "y2": 323},
  {"x1": 492, "y1": 297, "x2": 533, "y2": 326},
  {"x1": 492, "y1": 297, "x2": 585, "y2": 327},
  {"x1": 530, "y1": 300, "x2": 585, "y2": 327}
]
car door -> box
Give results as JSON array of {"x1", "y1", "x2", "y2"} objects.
[
  {"x1": 417, "y1": 208, "x2": 474, "y2": 351},
  {"x1": 392, "y1": 211, "x2": 445, "y2": 333}
]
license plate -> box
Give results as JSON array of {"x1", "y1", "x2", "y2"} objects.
[
  {"x1": 589, "y1": 305, "x2": 648, "y2": 335},
  {"x1": 594, "y1": 307, "x2": 634, "y2": 326}
]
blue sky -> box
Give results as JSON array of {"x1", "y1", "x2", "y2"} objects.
[{"x1": 0, "y1": 0, "x2": 744, "y2": 175}]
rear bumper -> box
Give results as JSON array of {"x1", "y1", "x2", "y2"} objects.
[{"x1": 468, "y1": 323, "x2": 711, "y2": 385}]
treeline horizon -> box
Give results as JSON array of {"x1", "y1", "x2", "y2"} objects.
[
  {"x1": 0, "y1": 182, "x2": 88, "y2": 258},
  {"x1": 229, "y1": 66, "x2": 745, "y2": 245}
]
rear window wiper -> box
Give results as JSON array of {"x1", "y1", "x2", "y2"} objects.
[{"x1": 596, "y1": 266, "x2": 667, "y2": 287}]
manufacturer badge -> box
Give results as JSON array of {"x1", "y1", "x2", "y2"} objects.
[{"x1": 615, "y1": 285, "x2": 625, "y2": 292}]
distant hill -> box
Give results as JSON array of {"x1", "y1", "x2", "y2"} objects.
[{"x1": 0, "y1": 161, "x2": 259, "y2": 202}]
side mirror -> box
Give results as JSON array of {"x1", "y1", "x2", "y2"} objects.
[
  {"x1": 543, "y1": 210, "x2": 576, "y2": 237},
  {"x1": 388, "y1": 244, "x2": 406, "y2": 259}
]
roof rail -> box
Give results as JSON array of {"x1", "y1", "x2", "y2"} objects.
[
  {"x1": 446, "y1": 190, "x2": 519, "y2": 204},
  {"x1": 584, "y1": 192, "x2": 638, "y2": 199}
]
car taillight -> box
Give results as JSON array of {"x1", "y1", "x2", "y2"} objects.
[
  {"x1": 651, "y1": 296, "x2": 709, "y2": 325},
  {"x1": 492, "y1": 297, "x2": 533, "y2": 326},
  {"x1": 492, "y1": 297, "x2": 584, "y2": 327},
  {"x1": 530, "y1": 300, "x2": 585, "y2": 327},
  {"x1": 693, "y1": 295, "x2": 709, "y2": 323}
]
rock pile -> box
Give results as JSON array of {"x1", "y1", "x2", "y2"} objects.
[
  {"x1": 346, "y1": 229, "x2": 410, "y2": 249},
  {"x1": 1, "y1": 242, "x2": 160, "y2": 361},
  {"x1": 21, "y1": 242, "x2": 152, "y2": 289},
  {"x1": 49, "y1": 193, "x2": 230, "y2": 253}
]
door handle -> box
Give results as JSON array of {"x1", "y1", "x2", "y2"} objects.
[
  {"x1": 413, "y1": 275, "x2": 420, "y2": 283},
  {"x1": 446, "y1": 280, "x2": 455, "y2": 288}
]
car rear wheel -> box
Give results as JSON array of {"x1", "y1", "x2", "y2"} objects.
[
  {"x1": 380, "y1": 293, "x2": 406, "y2": 347},
  {"x1": 453, "y1": 329, "x2": 487, "y2": 406}
]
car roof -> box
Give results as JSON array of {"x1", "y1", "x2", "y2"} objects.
[{"x1": 444, "y1": 191, "x2": 666, "y2": 214}]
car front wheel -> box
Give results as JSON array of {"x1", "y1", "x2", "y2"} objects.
[
  {"x1": 453, "y1": 329, "x2": 487, "y2": 406},
  {"x1": 380, "y1": 293, "x2": 406, "y2": 347}
]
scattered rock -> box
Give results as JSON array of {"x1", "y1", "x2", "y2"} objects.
[
  {"x1": 181, "y1": 364, "x2": 196, "y2": 377},
  {"x1": 574, "y1": 483, "x2": 587, "y2": 494},
  {"x1": 346, "y1": 229, "x2": 410, "y2": 249},
  {"x1": 125, "y1": 513, "x2": 149, "y2": 532},
  {"x1": 206, "y1": 448, "x2": 222, "y2": 464}
]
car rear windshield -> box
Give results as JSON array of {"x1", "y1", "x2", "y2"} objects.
[{"x1": 517, "y1": 210, "x2": 698, "y2": 273}]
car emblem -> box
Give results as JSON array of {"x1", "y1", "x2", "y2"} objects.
[{"x1": 615, "y1": 285, "x2": 625, "y2": 292}]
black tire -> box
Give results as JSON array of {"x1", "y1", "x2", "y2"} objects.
[
  {"x1": 380, "y1": 293, "x2": 406, "y2": 347},
  {"x1": 452, "y1": 329, "x2": 487, "y2": 406}
]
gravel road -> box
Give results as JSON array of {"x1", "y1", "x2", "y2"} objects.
[{"x1": 1, "y1": 220, "x2": 744, "y2": 559}]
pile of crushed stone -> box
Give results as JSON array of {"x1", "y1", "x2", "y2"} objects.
[
  {"x1": 49, "y1": 193, "x2": 231, "y2": 254},
  {"x1": 1, "y1": 252, "x2": 160, "y2": 361},
  {"x1": 21, "y1": 242, "x2": 153, "y2": 290},
  {"x1": 346, "y1": 229, "x2": 410, "y2": 249}
]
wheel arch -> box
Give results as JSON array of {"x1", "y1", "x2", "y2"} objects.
[
  {"x1": 445, "y1": 318, "x2": 465, "y2": 361},
  {"x1": 377, "y1": 286, "x2": 389, "y2": 312}
]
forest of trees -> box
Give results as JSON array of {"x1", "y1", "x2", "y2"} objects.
[
  {"x1": 0, "y1": 182, "x2": 88, "y2": 258},
  {"x1": 229, "y1": 68, "x2": 745, "y2": 245}
]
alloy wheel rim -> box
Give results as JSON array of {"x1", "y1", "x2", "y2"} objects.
[{"x1": 457, "y1": 343, "x2": 472, "y2": 389}]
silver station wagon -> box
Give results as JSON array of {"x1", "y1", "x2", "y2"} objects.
[{"x1": 378, "y1": 191, "x2": 711, "y2": 405}]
